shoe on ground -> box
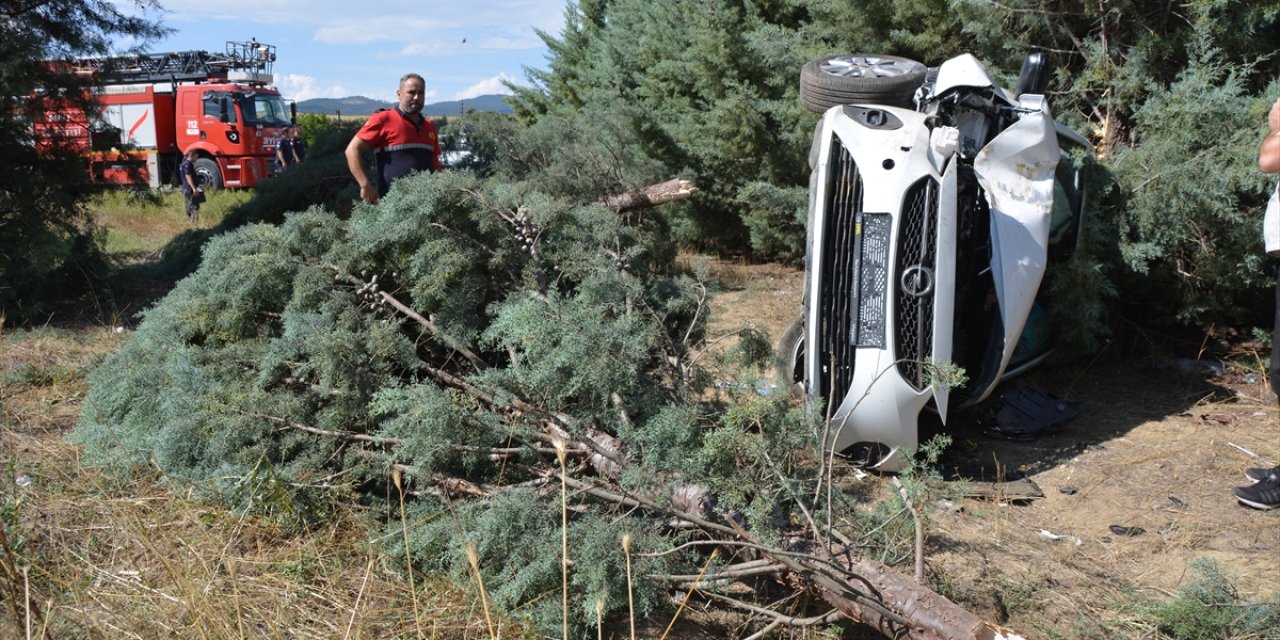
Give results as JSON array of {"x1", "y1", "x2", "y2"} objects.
[
  {"x1": 1234, "y1": 475, "x2": 1280, "y2": 510},
  {"x1": 1244, "y1": 466, "x2": 1279, "y2": 483}
]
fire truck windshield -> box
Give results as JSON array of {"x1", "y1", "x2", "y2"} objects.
[{"x1": 241, "y1": 93, "x2": 291, "y2": 126}]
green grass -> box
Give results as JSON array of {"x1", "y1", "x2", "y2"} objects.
[{"x1": 90, "y1": 189, "x2": 252, "y2": 257}]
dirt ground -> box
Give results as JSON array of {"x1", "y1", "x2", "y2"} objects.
[{"x1": 706, "y1": 260, "x2": 1280, "y2": 639}]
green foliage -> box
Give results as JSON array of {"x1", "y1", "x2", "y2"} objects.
[
  {"x1": 509, "y1": 0, "x2": 1280, "y2": 333},
  {"x1": 1109, "y1": 49, "x2": 1274, "y2": 325},
  {"x1": 737, "y1": 181, "x2": 807, "y2": 264},
  {"x1": 293, "y1": 112, "x2": 328, "y2": 146},
  {"x1": 512, "y1": 0, "x2": 815, "y2": 254},
  {"x1": 0, "y1": 0, "x2": 165, "y2": 322},
  {"x1": 1142, "y1": 558, "x2": 1280, "y2": 639},
  {"x1": 74, "y1": 164, "x2": 774, "y2": 634},
  {"x1": 1043, "y1": 149, "x2": 1120, "y2": 357},
  {"x1": 951, "y1": 0, "x2": 1280, "y2": 148},
  {"x1": 394, "y1": 492, "x2": 676, "y2": 632},
  {"x1": 437, "y1": 112, "x2": 522, "y2": 178}
]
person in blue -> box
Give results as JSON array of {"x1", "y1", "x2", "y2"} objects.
[
  {"x1": 277, "y1": 126, "x2": 305, "y2": 170},
  {"x1": 287, "y1": 126, "x2": 305, "y2": 164},
  {"x1": 275, "y1": 128, "x2": 291, "y2": 171},
  {"x1": 178, "y1": 148, "x2": 202, "y2": 224}
]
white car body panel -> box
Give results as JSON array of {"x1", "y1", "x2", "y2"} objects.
[
  {"x1": 972, "y1": 104, "x2": 1059, "y2": 404},
  {"x1": 803, "y1": 54, "x2": 1062, "y2": 470},
  {"x1": 933, "y1": 53, "x2": 1012, "y2": 103}
]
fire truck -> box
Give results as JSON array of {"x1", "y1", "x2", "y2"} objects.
[{"x1": 34, "y1": 40, "x2": 292, "y2": 191}]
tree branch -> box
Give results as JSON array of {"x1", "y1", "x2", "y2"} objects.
[{"x1": 599, "y1": 179, "x2": 698, "y2": 212}]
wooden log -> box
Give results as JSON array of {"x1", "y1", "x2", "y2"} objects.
[
  {"x1": 599, "y1": 178, "x2": 697, "y2": 212},
  {"x1": 800, "y1": 547, "x2": 1026, "y2": 640}
]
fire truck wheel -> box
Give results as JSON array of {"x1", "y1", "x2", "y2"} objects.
[{"x1": 194, "y1": 158, "x2": 223, "y2": 192}]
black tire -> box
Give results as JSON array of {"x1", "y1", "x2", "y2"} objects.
[
  {"x1": 776, "y1": 315, "x2": 805, "y2": 396},
  {"x1": 193, "y1": 157, "x2": 223, "y2": 192},
  {"x1": 799, "y1": 53, "x2": 926, "y2": 114}
]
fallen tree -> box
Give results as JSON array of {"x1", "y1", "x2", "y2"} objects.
[{"x1": 74, "y1": 169, "x2": 1022, "y2": 639}]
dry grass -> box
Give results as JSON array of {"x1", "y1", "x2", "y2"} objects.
[{"x1": 0, "y1": 324, "x2": 524, "y2": 640}]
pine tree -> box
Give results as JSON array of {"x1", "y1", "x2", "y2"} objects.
[{"x1": 0, "y1": 0, "x2": 165, "y2": 321}]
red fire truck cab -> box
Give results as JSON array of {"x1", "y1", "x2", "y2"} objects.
[{"x1": 35, "y1": 40, "x2": 292, "y2": 191}]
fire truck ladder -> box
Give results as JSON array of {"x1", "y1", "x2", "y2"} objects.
[{"x1": 71, "y1": 40, "x2": 277, "y2": 85}]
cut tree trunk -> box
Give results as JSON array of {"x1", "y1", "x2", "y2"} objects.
[
  {"x1": 599, "y1": 178, "x2": 697, "y2": 212},
  {"x1": 799, "y1": 547, "x2": 1025, "y2": 640}
]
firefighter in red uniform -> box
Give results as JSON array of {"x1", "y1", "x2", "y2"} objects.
[{"x1": 345, "y1": 73, "x2": 442, "y2": 204}]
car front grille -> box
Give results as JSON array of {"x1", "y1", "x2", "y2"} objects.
[
  {"x1": 816, "y1": 135, "x2": 942, "y2": 408},
  {"x1": 895, "y1": 178, "x2": 939, "y2": 390},
  {"x1": 816, "y1": 138, "x2": 892, "y2": 404}
]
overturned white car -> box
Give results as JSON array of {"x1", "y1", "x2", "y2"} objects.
[{"x1": 781, "y1": 53, "x2": 1089, "y2": 471}]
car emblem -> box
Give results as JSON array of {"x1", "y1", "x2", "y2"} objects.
[{"x1": 900, "y1": 265, "x2": 934, "y2": 298}]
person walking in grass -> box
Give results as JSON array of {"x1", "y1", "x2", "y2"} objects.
[
  {"x1": 179, "y1": 148, "x2": 202, "y2": 225},
  {"x1": 1235, "y1": 95, "x2": 1280, "y2": 510}
]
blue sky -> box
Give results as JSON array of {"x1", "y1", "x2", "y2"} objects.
[{"x1": 126, "y1": 0, "x2": 567, "y2": 104}]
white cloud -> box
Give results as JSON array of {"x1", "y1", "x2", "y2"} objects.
[
  {"x1": 455, "y1": 74, "x2": 515, "y2": 100},
  {"x1": 400, "y1": 42, "x2": 454, "y2": 57},
  {"x1": 275, "y1": 74, "x2": 349, "y2": 102},
  {"x1": 478, "y1": 35, "x2": 545, "y2": 50},
  {"x1": 315, "y1": 18, "x2": 453, "y2": 45}
]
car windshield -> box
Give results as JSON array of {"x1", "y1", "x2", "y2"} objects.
[{"x1": 240, "y1": 93, "x2": 291, "y2": 126}]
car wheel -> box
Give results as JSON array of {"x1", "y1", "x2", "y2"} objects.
[
  {"x1": 799, "y1": 53, "x2": 927, "y2": 114},
  {"x1": 776, "y1": 315, "x2": 805, "y2": 396},
  {"x1": 193, "y1": 158, "x2": 223, "y2": 193}
]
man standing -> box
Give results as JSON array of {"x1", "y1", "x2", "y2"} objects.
[
  {"x1": 275, "y1": 127, "x2": 292, "y2": 171},
  {"x1": 345, "y1": 73, "x2": 441, "y2": 204},
  {"x1": 277, "y1": 127, "x2": 305, "y2": 171},
  {"x1": 179, "y1": 148, "x2": 202, "y2": 225},
  {"x1": 1233, "y1": 96, "x2": 1280, "y2": 510},
  {"x1": 288, "y1": 126, "x2": 306, "y2": 164}
]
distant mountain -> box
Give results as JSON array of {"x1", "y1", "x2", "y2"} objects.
[{"x1": 295, "y1": 94, "x2": 514, "y2": 117}]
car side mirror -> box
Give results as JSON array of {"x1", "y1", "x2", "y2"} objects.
[{"x1": 1017, "y1": 52, "x2": 1049, "y2": 96}]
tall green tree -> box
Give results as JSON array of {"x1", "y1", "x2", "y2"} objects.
[
  {"x1": 950, "y1": 0, "x2": 1280, "y2": 154},
  {"x1": 0, "y1": 0, "x2": 165, "y2": 321},
  {"x1": 517, "y1": 0, "x2": 1280, "y2": 329},
  {"x1": 513, "y1": 0, "x2": 818, "y2": 254}
]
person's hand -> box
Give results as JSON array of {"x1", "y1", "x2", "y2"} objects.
[
  {"x1": 359, "y1": 182, "x2": 379, "y2": 204},
  {"x1": 1268, "y1": 97, "x2": 1280, "y2": 133}
]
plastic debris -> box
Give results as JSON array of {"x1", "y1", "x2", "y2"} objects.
[
  {"x1": 15, "y1": 474, "x2": 33, "y2": 488},
  {"x1": 932, "y1": 499, "x2": 962, "y2": 514},
  {"x1": 1037, "y1": 529, "x2": 1083, "y2": 546},
  {"x1": 1108, "y1": 524, "x2": 1146, "y2": 537},
  {"x1": 981, "y1": 381, "x2": 1082, "y2": 441},
  {"x1": 1166, "y1": 357, "x2": 1226, "y2": 377}
]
